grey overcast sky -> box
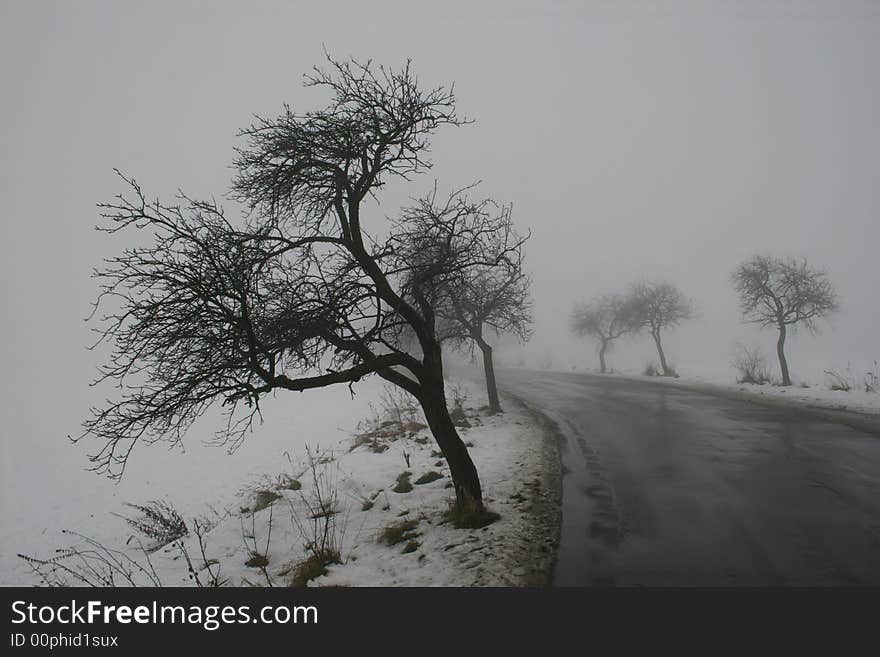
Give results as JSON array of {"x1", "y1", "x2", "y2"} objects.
[{"x1": 2, "y1": 1, "x2": 879, "y2": 486}]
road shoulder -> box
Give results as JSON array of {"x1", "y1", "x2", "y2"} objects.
[{"x1": 501, "y1": 393, "x2": 563, "y2": 586}]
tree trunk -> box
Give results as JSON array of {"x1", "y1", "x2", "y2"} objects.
[
  {"x1": 418, "y1": 343, "x2": 484, "y2": 510},
  {"x1": 652, "y1": 329, "x2": 670, "y2": 376},
  {"x1": 776, "y1": 323, "x2": 791, "y2": 386},
  {"x1": 598, "y1": 338, "x2": 608, "y2": 374},
  {"x1": 478, "y1": 339, "x2": 501, "y2": 414}
]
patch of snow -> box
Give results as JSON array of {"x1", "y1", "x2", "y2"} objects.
[
  {"x1": 6, "y1": 378, "x2": 560, "y2": 587},
  {"x1": 603, "y1": 370, "x2": 880, "y2": 417}
]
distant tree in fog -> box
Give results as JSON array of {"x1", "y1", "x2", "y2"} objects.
[
  {"x1": 570, "y1": 294, "x2": 638, "y2": 373},
  {"x1": 731, "y1": 255, "x2": 838, "y2": 386},
  {"x1": 393, "y1": 185, "x2": 532, "y2": 415},
  {"x1": 628, "y1": 281, "x2": 695, "y2": 377}
]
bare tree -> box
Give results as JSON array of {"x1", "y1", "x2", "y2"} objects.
[
  {"x1": 731, "y1": 255, "x2": 838, "y2": 386},
  {"x1": 629, "y1": 281, "x2": 695, "y2": 377},
  {"x1": 79, "y1": 56, "x2": 496, "y2": 517},
  {"x1": 448, "y1": 262, "x2": 531, "y2": 414},
  {"x1": 393, "y1": 186, "x2": 531, "y2": 414},
  {"x1": 570, "y1": 294, "x2": 637, "y2": 373}
]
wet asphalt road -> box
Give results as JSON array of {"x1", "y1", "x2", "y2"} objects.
[{"x1": 498, "y1": 370, "x2": 880, "y2": 586}]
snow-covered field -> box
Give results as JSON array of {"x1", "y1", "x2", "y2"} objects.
[
  {"x1": 3, "y1": 378, "x2": 560, "y2": 587},
  {"x1": 1, "y1": 381, "x2": 381, "y2": 586}
]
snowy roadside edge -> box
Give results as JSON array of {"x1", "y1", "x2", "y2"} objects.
[
  {"x1": 600, "y1": 371, "x2": 880, "y2": 434},
  {"x1": 310, "y1": 382, "x2": 563, "y2": 587},
  {"x1": 492, "y1": 391, "x2": 562, "y2": 586}
]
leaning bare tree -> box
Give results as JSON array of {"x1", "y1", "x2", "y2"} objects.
[
  {"x1": 731, "y1": 255, "x2": 838, "y2": 386},
  {"x1": 79, "y1": 56, "x2": 496, "y2": 518},
  {"x1": 570, "y1": 294, "x2": 637, "y2": 373},
  {"x1": 394, "y1": 187, "x2": 531, "y2": 414},
  {"x1": 629, "y1": 281, "x2": 695, "y2": 377}
]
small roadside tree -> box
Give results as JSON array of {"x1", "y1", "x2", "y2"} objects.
[
  {"x1": 447, "y1": 263, "x2": 531, "y2": 414},
  {"x1": 629, "y1": 281, "x2": 695, "y2": 377},
  {"x1": 731, "y1": 255, "x2": 838, "y2": 386},
  {"x1": 80, "y1": 56, "x2": 495, "y2": 517},
  {"x1": 394, "y1": 187, "x2": 531, "y2": 414},
  {"x1": 570, "y1": 294, "x2": 638, "y2": 373}
]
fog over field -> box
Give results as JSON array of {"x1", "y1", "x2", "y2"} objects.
[{"x1": 1, "y1": 1, "x2": 878, "y2": 581}]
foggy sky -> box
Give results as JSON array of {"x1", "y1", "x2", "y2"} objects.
[{"x1": 2, "y1": 0, "x2": 879, "y2": 506}]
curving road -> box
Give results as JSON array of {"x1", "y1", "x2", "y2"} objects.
[{"x1": 499, "y1": 370, "x2": 880, "y2": 586}]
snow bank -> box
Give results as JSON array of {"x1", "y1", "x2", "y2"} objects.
[
  {"x1": 8, "y1": 378, "x2": 561, "y2": 587},
  {"x1": 603, "y1": 370, "x2": 880, "y2": 421}
]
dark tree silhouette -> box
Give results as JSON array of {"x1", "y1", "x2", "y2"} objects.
[
  {"x1": 732, "y1": 255, "x2": 838, "y2": 386},
  {"x1": 570, "y1": 294, "x2": 638, "y2": 373},
  {"x1": 629, "y1": 281, "x2": 695, "y2": 377},
  {"x1": 393, "y1": 186, "x2": 531, "y2": 414},
  {"x1": 80, "y1": 56, "x2": 496, "y2": 516}
]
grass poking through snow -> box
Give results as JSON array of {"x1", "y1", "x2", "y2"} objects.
[
  {"x1": 379, "y1": 519, "x2": 420, "y2": 547},
  {"x1": 392, "y1": 472, "x2": 413, "y2": 493},
  {"x1": 414, "y1": 471, "x2": 444, "y2": 485}
]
